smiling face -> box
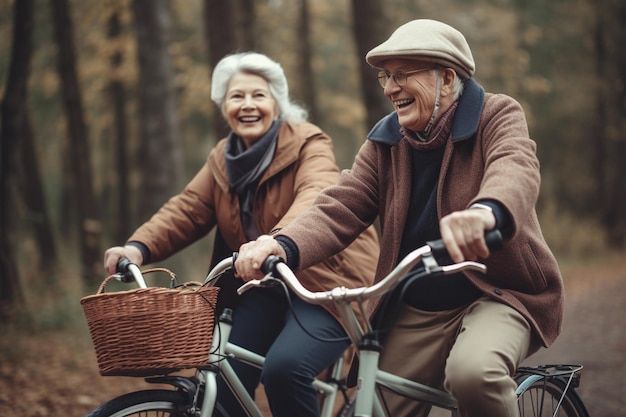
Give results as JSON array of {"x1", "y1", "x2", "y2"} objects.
[
  {"x1": 381, "y1": 59, "x2": 442, "y2": 132},
  {"x1": 223, "y1": 72, "x2": 279, "y2": 148}
]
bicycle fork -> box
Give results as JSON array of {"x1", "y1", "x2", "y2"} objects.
[
  {"x1": 353, "y1": 334, "x2": 385, "y2": 417},
  {"x1": 198, "y1": 308, "x2": 235, "y2": 417},
  {"x1": 353, "y1": 333, "x2": 459, "y2": 417}
]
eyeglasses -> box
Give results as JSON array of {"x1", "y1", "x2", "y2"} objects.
[{"x1": 376, "y1": 68, "x2": 434, "y2": 88}]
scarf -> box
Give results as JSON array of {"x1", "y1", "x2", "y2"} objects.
[
  {"x1": 402, "y1": 100, "x2": 459, "y2": 151},
  {"x1": 224, "y1": 120, "x2": 280, "y2": 240}
]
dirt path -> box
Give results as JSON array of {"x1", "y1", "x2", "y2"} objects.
[
  {"x1": 523, "y1": 261, "x2": 626, "y2": 416},
  {"x1": 0, "y1": 257, "x2": 624, "y2": 416}
]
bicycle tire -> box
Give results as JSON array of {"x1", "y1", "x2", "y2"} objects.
[
  {"x1": 515, "y1": 374, "x2": 590, "y2": 417},
  {"x1": 83, "y1": 389, "x2": 231, "y2": 417}
]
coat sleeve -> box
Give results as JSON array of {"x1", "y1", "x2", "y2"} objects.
[
  {"x1": 277, "y1": 140, "x2": 381, "y2": 270},
  {"x1": 127, "y1": 150, "x2": 220, "y2": 263},
  {"x1": 471, "y1": 94, "x2": 541, "y2": 238},
  {"x1": 271, "y1": 127, "x2": 342, "y2": 230}
]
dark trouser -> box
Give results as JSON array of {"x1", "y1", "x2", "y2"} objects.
[{"x1": 217, "y1": 287, "x2": 349, "y2": 417}]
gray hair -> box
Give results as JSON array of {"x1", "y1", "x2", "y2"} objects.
[
  {"x1": 451, "y1": 70, "x2": 464, "y2": 100},
  {"x1": 431, "y1": 67, "x2": 465, "y2": 100},
  {"x1": 211, "y1": 52, "x2": 309, "y2": 124}
]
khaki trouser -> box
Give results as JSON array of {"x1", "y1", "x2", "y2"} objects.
[{"x1": 377, "y1": 297, "x2": 540, "y2": 417}]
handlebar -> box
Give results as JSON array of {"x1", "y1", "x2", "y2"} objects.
[
  {"x1": 236, "y1": 230, "x2": 503, "y2": 305},
  {"x1": 115, "y1": 257, "x2": 148, "y2": 289},
  {"x1": 426, "y1": 229, "x2": 503, "y2": 260}
]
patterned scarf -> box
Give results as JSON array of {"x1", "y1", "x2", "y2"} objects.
[
  {"x1": 402, "y1": 101, "x2": 459, "y2": 151},
  {"x1": 224, "y1": 120, "x2": 280, "y2": 240}
]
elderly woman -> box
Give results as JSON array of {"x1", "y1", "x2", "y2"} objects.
[
  {"x1": 104, "y1": 52, "x2": 379, "y2": 417},
  {"x1": 235, "y1": 20, "x2": 563, "y2": 417}
]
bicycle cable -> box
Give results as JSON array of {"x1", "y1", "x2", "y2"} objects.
[{"x1": 268, "y1": 276, "x2": 353, "y2": 344}]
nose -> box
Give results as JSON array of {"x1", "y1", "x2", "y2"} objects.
[{"x1": 242, "y1": 95, "x2": 255, "y2": 109}]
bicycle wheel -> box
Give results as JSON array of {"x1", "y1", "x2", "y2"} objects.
[
  {"x1": 515, "y1": 375, "x2": 590, "y2": 417},
  {"x1": 83, "y1": 390, "x2": 191, "y2": 417},
  {"x1": 84, "y1": 389, "x2": 232, "y2": 417}
]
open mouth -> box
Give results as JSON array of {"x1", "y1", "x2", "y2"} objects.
[
  {"x1": 393, "y1": 99, "x2": 414, "y2": 110},
  {"x1": 239, "y1": 116, "x2": 262, "y2": 123}
]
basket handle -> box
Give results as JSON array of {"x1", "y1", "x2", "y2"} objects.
[{"x1": 97, "y1": 267, "x2": 178, "y2": 294}]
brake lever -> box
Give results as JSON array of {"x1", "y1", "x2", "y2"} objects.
[
  {"x1": 237, "y1": 275, "x2": 283, "y2": 295},
  {"x1": 440, "y1": 261, "x2": 487, "y2": 274}
]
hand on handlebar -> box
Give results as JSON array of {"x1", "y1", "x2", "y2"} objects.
[
  {"x1": 439, "y1": 207, "x2": 498, "y2": 263},
  {"x1": 235, "y1": 235, "x2": 287, "y2": 282},
  {"x1": 103, "y1": 245, "x2": 143, "y2": 275}
]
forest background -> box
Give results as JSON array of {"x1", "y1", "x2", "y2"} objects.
[{"x1": 0, "y1": 0, "x2": 624, "y2": 412}]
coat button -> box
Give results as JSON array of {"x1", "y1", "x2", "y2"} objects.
[{"x1": 494, "y1": 289, "x2": 503, "y2": 296}]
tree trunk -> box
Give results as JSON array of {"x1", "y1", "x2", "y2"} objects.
[
  {"x1": 603, "y1": 0, "x2": 626, "y2": 247},
  {"x1": 0, "y1": 0, "x2": 33, "y2": 320},
  {"x1": 18, "y1": 113, "x2": 58, "y2": 274},
  {"x1": 350, "y1": 0, "x2": 392, "y2": 130},
  {"x1": 51, "y1": 0, "x2": 102, "y2": 282},
  {"x1": 132, "y1": 0, "x2": 184, "y2": 220},
  {"x1": 106, "y1": 5, "x2": 131, "y2": 243},
  {"x1": 296, "y1": 0, "x2": 320, "y2": 124},
  {"x1": 237, "y1": 0, "x2": 256, "y2": 51},
  {"x1": 203, "y1": 0, "x2": 238, "y2": 141},
  {"x1": 591, "y1": 2, "x2": 607, "y2": 216}
]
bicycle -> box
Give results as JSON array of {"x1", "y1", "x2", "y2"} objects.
[{"x1": 83, "y1": 231, "x2": 590, "y2": 417}]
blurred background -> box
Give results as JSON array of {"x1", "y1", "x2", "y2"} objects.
[{"x1": 0, "y1": 0, "x2": 624, "y2": 414}]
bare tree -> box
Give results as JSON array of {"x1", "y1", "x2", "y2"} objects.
[
  {"x1": 591, "y1": 0, "x2": 626, "y2": 247},
  {"x1": 0, "y1": 0, "x2": 33, "y2": 320},
  {"x1": 237, "y1": 0, "x2": 256, "y2": 51},
  {"x1": 203, "y1": 0, "x2": 239, "y2": 141},
  {"x1": 295, "y1": 0, "x2": 320, "y2": 123},
  {"x1": 50, "y1": 0, "x2": 102, "y2": 281},
  {"x1": 350, "y1": 0, "x2": 392, "y2": 130},
  {"x1": 132, "y1": 0, "x2": 184, "y2": 220},
  {"x1": 602, "y1": 0, "x2": 626, "y2": 247},
  {"x1": 106, "y1": 3, "x2": 131, "y2": 243},
  {"x1": 18, "y1": 113, "x2": 58, "y2": 274},
  {"x1": 591, "y1": 1, "x2": 608, "y2": 221}
]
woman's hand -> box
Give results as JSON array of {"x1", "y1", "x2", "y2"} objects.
[
  {"x1": 235, "y1": 235, "x2": 287, "y2": 281},
  {"x1": 439, "y1": 207, "x2": 496, "y2": 263},
  {"x1": 103, "y1": 245, "x2": 143, "y2": 275}
]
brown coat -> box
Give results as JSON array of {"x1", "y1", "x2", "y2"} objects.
[
  {"x1": 277, "y1": 85, "x2": 563, "y2": 347},
  {"x1": 128, "y1": 121, "x2": 379, "y2": 323}
]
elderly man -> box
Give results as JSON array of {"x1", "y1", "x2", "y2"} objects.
[{"x1": 235, "y1": 19, "x2": 563, "y2": 417}]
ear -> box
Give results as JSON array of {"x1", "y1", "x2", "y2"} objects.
[{"x1": 440, "y1": 68, "x2": 456, "y2": 97}]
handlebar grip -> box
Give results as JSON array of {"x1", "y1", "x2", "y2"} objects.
[
  {"x1": 261, "y1": 255, "x2": 285, "y2": 274},
  {"x1": 116, "y1": 257, "x2": 132, "y2": 274},
  {"x1": 427, "y1": 229, "x2": 503, "y2": 260},
  {"x1": 485, "y1": 229, "x2": 504, "y2": 251},
  {"x1": 116, "y1": 257, "x2": 140, "y2": 283}
]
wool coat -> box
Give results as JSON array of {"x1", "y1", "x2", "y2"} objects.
[
  {"x1": 276, "y1": 79, "x2": 563, "y2": 347},
  {"x1": 128, "y1": 121, "x2": 380, "y2": 324}
]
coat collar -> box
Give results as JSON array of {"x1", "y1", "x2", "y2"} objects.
[
  {"x1": 366, "y1": 78, "x2": 485, "y2": 145},
  {"x1": 211, "y1": 122, "x2": 303, "y2": 192}
]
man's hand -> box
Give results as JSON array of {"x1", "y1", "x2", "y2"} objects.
[
  {"x1": 103, "y1": 245, "x2": 143, "y2": 275},
  {"x1": 439, "y1": 207, "x2": 496, "y2": 263},
  {"x1": 235, "y1": 235, "x2": 287, "y2": 282}
]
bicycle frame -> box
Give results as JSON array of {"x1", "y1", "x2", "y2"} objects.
[
  {"x1": 313, "y1": 269, "x2": 459, "y2": 416},
  {"x1": 227, "y1": 243, "x2": 486, "y2": 417},
  {"x1": 231, "y1": 238, "x2": 587, "y2": 417},
  {"x1": 200, "y1": 259, "x2": 347, "y2": 417}
]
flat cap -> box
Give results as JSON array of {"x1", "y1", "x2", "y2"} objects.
[{"x1": 366, "y1": 19, "x2": 475, "y2": 79}]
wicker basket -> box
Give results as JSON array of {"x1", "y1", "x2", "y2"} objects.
[{"x1": 81, "y1": 268, "x2": 220, "y2": 377}]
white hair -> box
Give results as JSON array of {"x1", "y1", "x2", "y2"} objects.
[{"x1": 211, "y1": 52, "x2": 309, "y2": 124}]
